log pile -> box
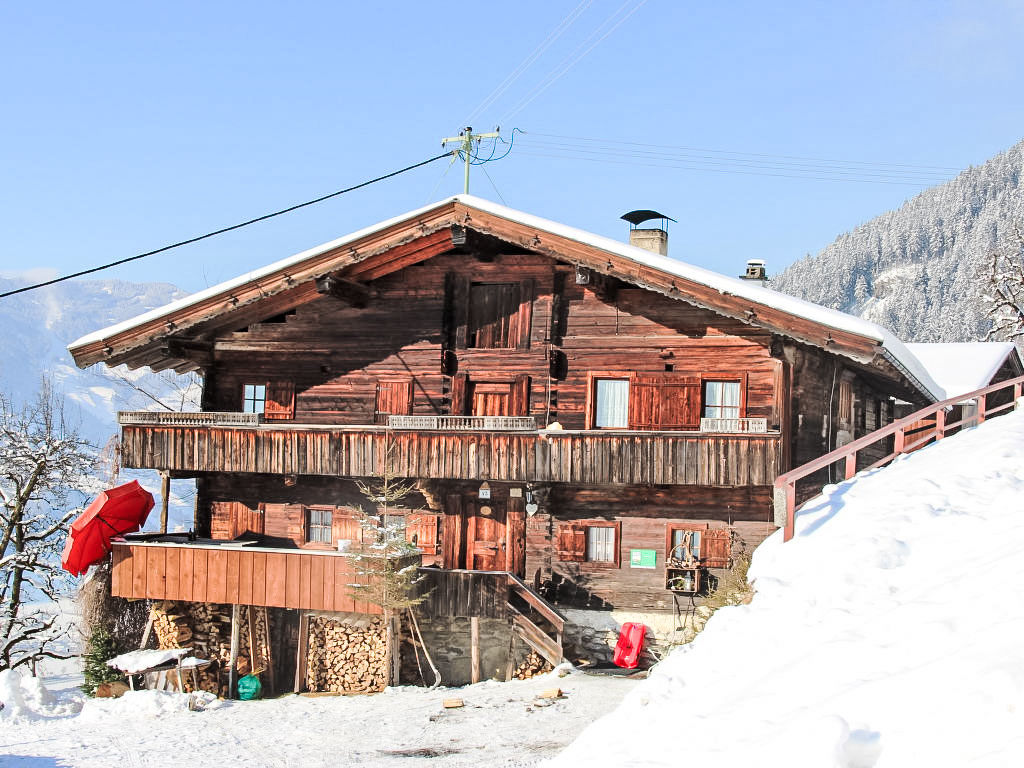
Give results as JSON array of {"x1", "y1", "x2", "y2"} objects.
[
  {"x1": 513, "y1": 650, "x2": 552, "y2": 680},
  {"x1": 150, "y1": 601, "x2": 274, "y2": 697},
  {"x1": 304, "y1": 615, "x2": 387, "y2": 694}
]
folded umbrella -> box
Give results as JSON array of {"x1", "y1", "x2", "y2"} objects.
[{"x1": 61, "y1": 480, "x2": 155, "y2": 576}]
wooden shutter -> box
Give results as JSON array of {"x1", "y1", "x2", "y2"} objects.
[
  {"x1": 629, "y1": 375, "x2": 700, "y2": 430},
  {"x1": 658, "y1": 376, "x2": 701, "y2": 430},
  {"x1": 445, "y1": 273, "x2": 470, "y2": 349},
  {"x1": 375, "y1": 379, "x2": 412, "y2": 424},
  {"x1": 701, "y1": 528, "x2": 732, "y2": 568},
  {"x1": 263, "y1": 381, "x2": 295, "y2": 420},
  {"x1": 514, "y1": 278, "x2": 534, "y2": 349},
  {"x1": 511, "y1": 374, "x2": 531, "y2": 416},
  {"x1": 406, "y1": 513, "x2": 439, "y2": 555},
  {"x1": 451, "y1": 373, "x2": 469, "y2": 415},
  {"x1": 556, "y1": 522, "x2": 586, "y2": 562},
  {"x1": 471, "y1": 382, "x2": 512, "y2": 416},
  {"x1": 469, "y1": 283, "x2": 519, "y2": 348},
  {"x1": 332, "y1": 509, "x2": 363, "y2": 546}
]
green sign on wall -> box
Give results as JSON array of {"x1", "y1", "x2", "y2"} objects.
[{"x1": 630, "y1": 549, "x2": 657, "y2": 569}]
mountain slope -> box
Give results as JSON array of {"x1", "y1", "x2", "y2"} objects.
[
  {"x1": 774, "y1": 139, "x2": 1024, "y2": 342},
  {"x1": 553, "y1": 407, "x2": 1024, "y2": 767}
]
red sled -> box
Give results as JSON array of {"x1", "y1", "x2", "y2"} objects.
[{"x1": 612, "y1": 622, "x2": 647, "y2": 669}]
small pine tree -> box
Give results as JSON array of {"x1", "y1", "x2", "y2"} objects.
[{"x1": 81, "y1": 623, "x2": 123, "y2": 696}]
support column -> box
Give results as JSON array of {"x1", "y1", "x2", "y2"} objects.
[
  {"x1": 159, "y1": 471, "x2": 170, "y2": 534},
  {"x1": 228, "y1": 603, "x2": 241, "y2": 699},
  {"x1": 470, "y1": 616, "x2": 481, "y2": 684}
]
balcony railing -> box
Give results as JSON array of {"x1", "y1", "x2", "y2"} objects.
[
  {"x1": 119, "y1": 411, "x2": 261, "y2": 427},
  {"x1": 699, "y1": 417, "x2": 768, "y2": 433},
  {"x1": 387, "y1": 415, "x2": 537, "y2": 431},
  {"x1": 120, "y1": 422, "x2": 783, "y2": 486}
]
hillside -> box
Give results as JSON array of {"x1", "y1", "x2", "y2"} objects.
[
  {"x1": 774, "y1": 139, "x2": 1024, "y2": 342},
  {"x1": 553, "y1": 406, "x2": 1024, "y2": 767}
]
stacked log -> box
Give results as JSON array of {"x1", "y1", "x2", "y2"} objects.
[
  {"x1": 513, "y1": 650, "x2": 552, "y2": 680},
  {"x1": 304, "y1": 615, "x2": 387, "y2": 694},
  {"x1": 152, "y1": 602, "x2": 192, "y2": 648},
  {"x1": 149, "y1": 601, "x2": 274, "y2": 698}
]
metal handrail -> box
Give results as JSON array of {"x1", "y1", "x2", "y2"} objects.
[{"x1": 775, "y1": 374, "x2": 1024, "y2": 541}]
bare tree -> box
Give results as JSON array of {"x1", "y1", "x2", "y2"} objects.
[
  {"x1": 983, "y1": 225, "x2": 1024, "y2": 342},
  {"x1": 0, "y1": 380, "x2": 98, "y2": 671}
]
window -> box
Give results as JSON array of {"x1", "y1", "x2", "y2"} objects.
[
  {"x1": 665, "y1": 524, "x2": 732, "y2": 568},
  {"x1": 557, "y1": 521, "x2": 621, "y2": 566},
  {"x1": 306, "y1": 507, "x2": 333, "y2": 545},
  {"x1": 594, "y1": 379, "x2": 629, "y2": 428},
  {"x1": 468, "y1": 282, "x2": 520, "y2": 348},
  {"x1": 703, "y1": 380, "x2": 741, "y2": 419},
  {"x1": 587, "y1": 526, "x2": 617, "y2": 562},
  {"x1": 242, "y1": 384, "x2": 266, "y2": 414}
]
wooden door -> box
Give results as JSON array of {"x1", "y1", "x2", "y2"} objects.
[
  {"x1": 465, "y1": 501, "x2": 508, "y2": 571},
  {"x1": 375, "y1": 379, "x2": 412, "y2": 424}
]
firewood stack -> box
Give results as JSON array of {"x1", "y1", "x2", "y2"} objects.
[
  {"x1": 513, "y1": 650, "x2": 552, "y2": 680},
  {"x1": 304, "y1": 615, "x2": 387, "y2": 693},
  {"x1": 150, "y1": 601, "x2": 274, "y2": 697}
]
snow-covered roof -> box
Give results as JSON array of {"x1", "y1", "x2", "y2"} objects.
[
  {"x1": 905, "y1": 342, "x2": 1021, "y2": 400},
  {"x1": 68, "y1": 195, "x2": 945, "y2": 401},
  {"x1": 106, "y1": 647, "x2": 192, "y2": 673}
]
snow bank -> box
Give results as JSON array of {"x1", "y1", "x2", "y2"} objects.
[
  {"x1": 552, "y1": 408, "x2": 1024, "y2": 768},
  {"x1": 0, "y1": 670, "x2": 81, "y2": 721}
]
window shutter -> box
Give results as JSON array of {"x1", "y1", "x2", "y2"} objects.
[
  {"x1": 511, "y1": 374, "x2": 531, "y2": 416},
  {"x1": 515, "y1": 278, "x2": 534, "y2": 349},
  {"x1": 701, "y1": 528, "x2": 732, "y2": 568},
  {"x1": 375, "y1": 379, "x2": 412, "y2": 424},
  {"x1": 629, "y1": 375, "x2": 661, "y2": 429},
  {"x1": 332, "y1": 509, "x2": 363, "y2": 546},
  {"x1": 556, "y1": 523, "x2": 586, "y2": 562},
  {"x1": 658, "y1": 376, "x2": 701, "y2": 430},
  {"x1": 263, "y1": 381, "x2": 295, "y2": 420},
  {"x1": 406, "y1": 513, "x2": 439, "y2": 555},
  {"x1": 451, "y1": 373, "x2": 469, "y2": 415}
]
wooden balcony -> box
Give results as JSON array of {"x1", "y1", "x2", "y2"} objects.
[
  {"x1": 120, "y1": 419, "x2": 783, "y2": 486},
  {"x1": 110, "y1": 539, "x2": 418, "y2": 613}
]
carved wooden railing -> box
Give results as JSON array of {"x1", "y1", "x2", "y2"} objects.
[
  {"x1": 775, "y1": 374, "x2": 1024, "y2": 542},
  {"x1": 388, "y1": 415, "x2": 537, "y2": 431},
  {"x1": 119, "y1": 411, "x2": 260, "y2": 427},
  {"x1": 699, "y1": 417, "x2": 768, "y2": 433}
]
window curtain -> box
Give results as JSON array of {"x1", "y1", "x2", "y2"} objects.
[{"x1": 595, "y1": 379, "x2": 629, "y2": 427}]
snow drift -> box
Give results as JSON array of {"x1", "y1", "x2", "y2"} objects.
[{"x1": 552, "y1": 406, "x2": 1024, "y2": 768}]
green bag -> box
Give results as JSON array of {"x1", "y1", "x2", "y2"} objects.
[{"x1": 237, "y1": 674, "x2": 262, "y2": 700}]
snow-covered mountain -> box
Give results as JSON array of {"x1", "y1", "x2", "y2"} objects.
[
  {"x1": 0, "y1": 275, "x2": 198, "y2": 529},
  {"x1": 774, "y1": 139, "x2": 1024, "y2": 342}
]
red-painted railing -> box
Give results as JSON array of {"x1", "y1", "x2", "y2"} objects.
[{"x1": 776, "y1": 374, "x2": 1024, "y2": 542}]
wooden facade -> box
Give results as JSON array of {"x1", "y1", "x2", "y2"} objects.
[
  {"x1": 109, "y1": 541, "x2": 419, "y2": 614},
  {"x1": 72, "y1": 197, "x2": 943, "y2": 619}
]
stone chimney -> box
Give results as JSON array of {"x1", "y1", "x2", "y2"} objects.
[
  {"x1": 739, "y1": 259, "x2": 768, "y2": 287},
  {"x1": 621, "y1": 210, "x2": 675, "y2": 256}
]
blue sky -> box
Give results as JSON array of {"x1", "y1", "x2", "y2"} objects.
[{"x1": 2, "y1": 1, "x2": 1023, "y2": 293}]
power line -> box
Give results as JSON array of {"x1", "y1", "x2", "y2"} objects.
[
  {"x1": 0, "y1": 151, "x2": 453, "y2": 300},
  {"x1": 526, "y1": 130, "x2": 964, "y2": 172},
  {"x1": 461, "y1": 0, "x2": 594, "y2": 129}
]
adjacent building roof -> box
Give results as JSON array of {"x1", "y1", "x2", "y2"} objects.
[
  {"x1": 905, "y1": 342, "x2": 1023, "y2": 400},
  {"x1": 68, "y1": 195, "x2": 945, "y2": 401}
]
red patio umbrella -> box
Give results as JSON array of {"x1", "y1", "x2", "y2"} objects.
[{"x1": 61, "y1": 480, "x2": 155, "y2": 576}]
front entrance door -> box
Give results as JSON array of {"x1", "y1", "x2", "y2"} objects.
[{"x1": 466, "y1": 501, "x2": 507, "y2": 570}]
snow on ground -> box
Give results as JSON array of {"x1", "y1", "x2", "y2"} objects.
[
  {"x1": 1, "y1": 661, "x2": 637, "y2": 767},
  {"x1": 552, "y1": 407, "x2": 1024, "y2": 768}
]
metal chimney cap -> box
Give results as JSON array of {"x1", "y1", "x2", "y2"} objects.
[{"x1": 620, "y1": 210, "x2": 676, "y2": 227}]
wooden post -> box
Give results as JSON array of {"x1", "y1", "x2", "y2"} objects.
[
  {"x1": 293, "y1": 612, "x2": 310, "y2": 693},
  {"x1": 977, "y1": 394, "x2": 987, "y2": 424},
  {"x1": 228, "y1": 603, "x2": 241, "y2": 699},
  {"x1": 470, "y1": 616, "x2": 481, "y2": 684},
  {"x1": 504, "y1": 626, "x2": 517, "y2": 682},
  {"x1": 844, "y1": 453, "x2": 857, "y2": 480},
  {"x1": 262, "y1": 608, "x2": 276, "y2": 694},
  {"x1": 139, "y1": 604, "x2": 156, "y2": 649},
  {"x1": 159, "y1": 471, "x2": 170, "y2": 534},
  {"x1": 935, "y1": 408, "x2": 946, "y2": 440},
  {"x1": 391, "y1": 615, "x2": 401, "y2": 686},
  {"x1": 247, "y1": 607, "x2": 257, "y2": 674}
]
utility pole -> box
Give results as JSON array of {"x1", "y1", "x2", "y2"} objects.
[{"x1": 441, "y1": 126, "x2": 500, "y2": 194}]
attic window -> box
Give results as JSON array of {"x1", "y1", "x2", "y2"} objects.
[{"x1": 468, "y1": 283, "x2": 520, "y2": 348}]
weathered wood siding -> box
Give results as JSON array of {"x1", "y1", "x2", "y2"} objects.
[
  {"x1": 524, "y1": 485, "x2": 774, "y2": 612},
  {"x1": 109, "y1": 542, "x2": 418, "y2": 613},
  {"x1": 122, "y1": 425, "x2": 783, "y2": 486},
  {"x1": 203, "y1": 252, "x2": 784, "y2": 431}
]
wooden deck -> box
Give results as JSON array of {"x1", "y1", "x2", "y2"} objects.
[
  {"x1": 121, "y1": 423, "x2": 783, "y2": 486},
  {"x1": 110, "y1": 541, "x2": 419, "y2": 613}
]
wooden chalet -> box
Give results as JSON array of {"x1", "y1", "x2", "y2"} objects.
[{"x1": 69, "y1": 195, "x2": 948, "y2": 684}]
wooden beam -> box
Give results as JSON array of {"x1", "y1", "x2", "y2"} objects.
[
  {"x1": 228, "y1": 603, "x2": 241, "y2": 699},
  {"x1": 470, "y1": 616, "x2": 481, "y2": 684},
  {"x1": 315, "y1": 275, "x2": 373, "y2": 308},
  {"x1": 294, "y1": 611, "x2": 310, "y2": 693},
  {"x1": 159, "y1": 472, "x2": 170, "y2": 534}
]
